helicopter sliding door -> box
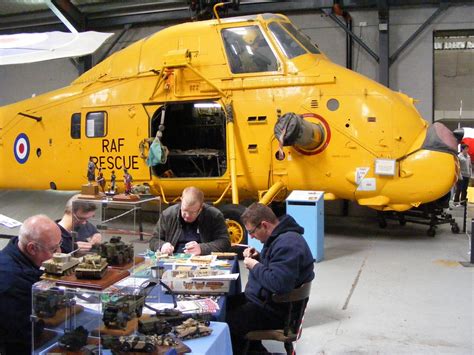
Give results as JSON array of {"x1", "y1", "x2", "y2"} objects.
[{"x1": 149, "y1": 101, "x2": 227, "y2": 178}]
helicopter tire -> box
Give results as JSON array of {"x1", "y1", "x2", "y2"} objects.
[
  {"x1": 427, "y1": 227, "x2": 436, "y2": 237},
  {"x1": 451, "y1": 223, "x2": 460, "y2": 234},
  {"x1": 219, "y1": 204, "x2": 247, "y2": 258}
]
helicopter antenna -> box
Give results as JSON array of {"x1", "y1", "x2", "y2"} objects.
[
  {"x1": 213, "y1": 2, "x2": 224, "y2": 23},
  {"x1": 458, "y1": 99, "x2": 463, "y2": 129}
]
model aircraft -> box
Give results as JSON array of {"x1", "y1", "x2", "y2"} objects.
[{"x1": 0, "y1": 11, "x2": 460, "y2": 244}]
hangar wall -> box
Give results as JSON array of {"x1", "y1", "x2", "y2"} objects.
[{"x1": 0, "y1": 4, "x2": 472, "y2": 121}]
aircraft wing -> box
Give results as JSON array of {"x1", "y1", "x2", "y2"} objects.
[{"x1": 0, "y1": 31, "x2": 113, "y2": 65}]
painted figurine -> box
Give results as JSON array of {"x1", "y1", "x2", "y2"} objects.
[
  {"x1": 87, "y1": 157, "x2": 96, "y2": 184},
  {"x1": 123, "y1": 169, "x2": 133, "y2": 194},
  {"x1": 96, "y1": 168, "x2": 106, "y2": 193},
  {"x1": 110, "y1": 170, "x2": 116, "y2": 193}
]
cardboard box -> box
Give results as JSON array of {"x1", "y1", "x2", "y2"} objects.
[{"x1": 161, "y1": 269, "x2": 231, "y2": 294}]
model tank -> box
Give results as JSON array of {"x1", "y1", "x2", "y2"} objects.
[
  {"x1": 98, "y1": 236, "x2": 134, "y2": 266},
  {"x1": 58, "y1": 325, "x2": 89, "y2": 351},
  {"x1": 75, "y1": 254, "x2": 108, "y2": 279},
  {"x1": 101, "y1": 334, "x2": 160, "y2": 353},
  {"x1": 34, "y1": 287, "x2": 75, "y2": 318},
  {"x1": 42, "y1": 253, "x2": 81, "y2": 276},
  {"x1": 174, "y1": 318, "x2": 212, "y2": 340},
  {"x1": 102, "y1": 294, "x2": 145, "y2": 329}
]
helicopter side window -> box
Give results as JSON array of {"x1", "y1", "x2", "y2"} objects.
[
  {"x1": 222, "y1": 26, "x2": 278, "y2": 74},
  {"x1": 268, "y1": 22, "x2": 307, "y2": 59},
  {"x1": 85, "y1": 111, "x2": 107, "y2": 138},
  {"x1": 70, "y1": 113, "x2": 81, "y2": 139},
  {"x1": 280, "y1": 22, "x2": 321, "y2": 55}
]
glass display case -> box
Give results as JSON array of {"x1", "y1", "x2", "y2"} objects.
[{"x1": 32, "y1": 196, "x2": 162, "y2": 354}]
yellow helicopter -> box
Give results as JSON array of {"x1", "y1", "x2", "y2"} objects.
[{"x1": 0, "y1": 8, "x2": 459, "y2": 244}]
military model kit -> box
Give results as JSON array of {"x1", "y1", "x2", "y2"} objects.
[
  {"x1": 102, "y1": 294, "x2": 146, "y2": 329},
  {"x1": 42, "y1": 252, "x2": 81, "y2": 276},
  {"x1": 94, "y1": 236, "x2": 134, "y2": 266},
  {"x1": 173, "y1": 318, "x2": 212, "y2": 340},
  {"x1": 75, "y1": 254, "x2": 109, "y2": 279},
  {"x1": 57, "y1": 325, "x2": 89, "y2": 351},
  {"x1": 101, "y1": 334, "x2": 159, "y2": 353},
  {"x1": 138, "y1": 310, "x2": 212, "y2": 335},
  {"x1": 33, "y1": 287, "x2": 76, "y2": 318}
]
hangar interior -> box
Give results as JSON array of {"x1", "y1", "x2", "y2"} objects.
[{"x1": 0, "y1": 1, "x2": 473, "y2": 354}]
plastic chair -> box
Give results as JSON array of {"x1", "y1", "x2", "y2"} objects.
[{"x1": 243, "y1": 281, "x2": 312, "y2": 355}]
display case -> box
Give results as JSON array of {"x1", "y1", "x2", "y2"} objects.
[
  {"x1": 31, "y1": 278, "x2": 172, "y2": 354},
  {"x1": 32, "y1": 196, "x2": 163, "y2": 354}
]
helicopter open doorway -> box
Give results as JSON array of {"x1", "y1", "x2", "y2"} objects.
[{"x1": 149, "y1": 101, "x2": 227, "y2": 179}]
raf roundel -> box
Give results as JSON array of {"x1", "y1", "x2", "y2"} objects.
[{"x1": 14, "y1": 133, "x2": 30, "y2": 164}]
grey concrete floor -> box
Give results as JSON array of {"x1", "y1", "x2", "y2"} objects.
[{"x1": 0, "y1": 190, "x2": 473, "y2": 354}]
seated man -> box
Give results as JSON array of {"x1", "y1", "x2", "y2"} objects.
[
  {"x1": 149, "y1": 186, "x2": 230, "y2": 255},
  {"x1": 0, "y1": 215, "x2": 62, "y2": 354},
  {"x1": 57, "y1": 194, "x2": 102, "y2": 253},
  {"x1": 226, "y1": 203, "x2": 314, "y2": 354}
]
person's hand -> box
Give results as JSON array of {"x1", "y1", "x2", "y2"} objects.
[
  {"x1": 76, "y1": 241, "x2": 93, "y2": 252},
  {"x1": 161, "y1": 242, "x2": 174, "y2": 255},
  {"x1": 88, "y1": 233, "x2": 102, "y2": 245},
  {"x1": 244, "y1": 257, "x2": 259, "y2": 270},
  {"x1": 243, "y1": 247, "x2": 258, "y2": 259},
  {"x1": 184, "y1": 241, "x2": 201, "y2": 255}
]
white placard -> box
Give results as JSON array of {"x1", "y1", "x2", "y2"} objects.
[
  {"x1": 0, "y1": 214, "x2": 22, "y2": 228},
  {"x1": 375, "y1": 159, "x2": 396, "y2": 176},
  {"x1": 355, "y1": 167, "x2": 370, "y2": 185},
  {"x1": 286, "y1": 190, "x2": 324, "y2": 202},
  {"x1": 357, "y1": 178, "x2": 376, "y2": 191}
]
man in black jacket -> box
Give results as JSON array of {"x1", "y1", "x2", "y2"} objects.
[
  {"x1": 226, "y1": 203, "x2": 314, "y2": 354},
  {"x1": 0, "y1": 215, "x2": 61, "y2": 355},
  {"x1": 149, "y1": 186, "x2": 230, "y2": 255}
]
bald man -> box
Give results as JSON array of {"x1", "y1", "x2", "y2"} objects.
[
  {"x1": 0, "y1": 215, "x2": 61, "y2": 354},
  {"x1": 149, "y1": 186, "x2": 230, "y2": 255}
]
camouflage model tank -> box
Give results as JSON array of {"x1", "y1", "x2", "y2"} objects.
[
  {"x1": 174, "y1": 318, "x2": 212, "y2": 340},
  {"x1": 98, "y1": 236, "x2": 134, "y2": 266},
  {"x1": 102, "y1": 294, "x2": 145, "y2": 329},
  {"x1": 58, "y1": 325, "x2": 89, "y2": 351},
  {"x1": 42, "y1": 253, "x2": 80, "y2": 276},
  {"x1": 101, "y1": 334, "x2": 159, "y2": 353},
  {"x1": 34, "y1": 287, "x2": 75, "y2": 318},
  {"x1": 75, "y1": 254, "x2": 108, "y2": 279}
]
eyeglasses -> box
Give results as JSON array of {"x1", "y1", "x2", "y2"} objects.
[
  {"x1": 34, "y1": 240, "x2": 62, "y2": 254},
  {"x1": 73, "y1": 212, "x2": 93, "y2": 223},
  {"x1": 181, "y1": 206, "x2": 202, "y2": 216},
  {"x1": 247, "y1": 222, "x2": 262, "y2": 235}
]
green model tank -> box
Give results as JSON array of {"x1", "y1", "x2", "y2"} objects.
[
  {"x1": 98, "y1": 236, "x2": 134, "y2": 266},
  {"x1": 75, "y1": 254, "x2": 108, "y2": 279},
  {"x1": 42, "y1": 253, "x2": 81, "y2": 276},
  {"x1": 101, "y1": 334, "x2": 160, "y2": 353}
]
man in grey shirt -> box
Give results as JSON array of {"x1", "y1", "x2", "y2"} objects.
[
  {"x1": 454, "y1": 143, "x2": 472, "y2": 206},
  {"x1": 149, "y1": 187, "x2": 230, "y2": 255}
]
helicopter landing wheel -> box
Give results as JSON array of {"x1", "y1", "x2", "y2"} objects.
[
  {"x1": 427, "y1": 227, "x2": 436, "y2": 237},
  {"x1": 451, "y1": 223, "x2": 460, "y2": 234}
]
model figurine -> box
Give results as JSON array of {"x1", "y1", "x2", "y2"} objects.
[
  {"x1": 87, "y1": 157, "x2": 96, "y2": 184},
  {"x1": 110, "y1": 170, "x2": 116, "y2": 193},
  {"x1": 96, "y1": 168, "x2": 106, "y2": 193},
  {"x1": 123, "y1": 168, "x2": 133, "y2": 194}
]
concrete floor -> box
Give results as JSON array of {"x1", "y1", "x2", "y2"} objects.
[{"x1": 0, "y1": 190, "x2": 473, "y2": 354}]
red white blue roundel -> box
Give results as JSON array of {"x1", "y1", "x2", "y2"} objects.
[{"x1": 14, "y1": 133, "x2": 30, "y2": 164}]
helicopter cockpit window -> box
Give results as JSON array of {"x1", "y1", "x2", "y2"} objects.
[
  {"x1": 268, "y1": 22, "x2": 307, "y2": 59},
  {"x1": 70, "y1": 113, "x2": 81, "y2": 139},
  {"x1": 280, "y1": 22, "x2": 321, "y2": 55},
  {"x1": 85, "y1": 111, "x2": 107, "y2": 138},
  {"x1": 222, "y1": 26, "x2": 279, "y2": 74}
]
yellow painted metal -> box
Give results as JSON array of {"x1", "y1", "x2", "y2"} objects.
[{"x1": 0, "y1": 13, "x2": 457, "y2": 212}]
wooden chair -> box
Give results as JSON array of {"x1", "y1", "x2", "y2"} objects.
[{"x1": 243, "y1": 281, "x2": 312, "y2": 355}]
